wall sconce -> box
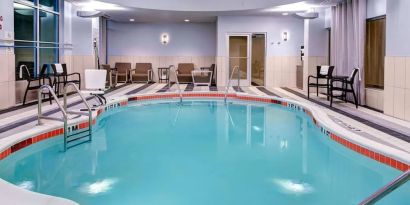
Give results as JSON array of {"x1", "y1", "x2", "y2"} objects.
[
  {"x1": 161, "y1": 33, "x2": 169, "y2": 45},
  {"x1": 282, "y1": 31, "x2": 288, "y2": 42}
]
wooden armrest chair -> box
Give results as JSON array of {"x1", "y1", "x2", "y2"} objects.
[
  {"x1": 176, "y1": 63, "x2": 194, "y2": 83},
  {"x1": 101, "y1": 64, "x2": 118, "y2": 88},
  {"x1": 130, "y1": 63, "x2": 153, "y2": 83},
  {"x1": 115, "y1": 62, "x2": 131, "y2": 83}
]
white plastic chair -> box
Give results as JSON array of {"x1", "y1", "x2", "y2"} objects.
[{"x1": 82, "y1": 69, "x2": 107, "y2": 105}]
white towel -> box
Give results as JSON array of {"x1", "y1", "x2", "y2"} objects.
[
  {"x1": 55, "y1": 64, "x2": 64, "y2": 74},
  {"x1": 319, "y1": 65, "x2": 330, "y2": 75}
]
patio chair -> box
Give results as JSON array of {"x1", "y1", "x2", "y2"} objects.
[
  {"x1": 81, "y1": 69, "x2": 107, "y2": 106},
  {"x1": 101, "y1": 64, "x2": 118, "y2": 88},
  {"x1": 19, "y1": 64, "x2": 52, "y2": 105},
  {"x1": 307, "y1": 65, "x2": 335, "y2": 100},
  {"x1": 176, "y1": 63, "x2": 194, "y2": 83},
  {"x1": 115, "y1": 62, "x2": 131, "y2": 83},
  {"x1": 50, "y1": 63, "x2": 81, "y2": 94},
  {"x1": 130, "y1": 63, "x2": 153, "y2": 83},
  {"x1": 330, "y1": 68, "x2": 359, "y2": 108}
]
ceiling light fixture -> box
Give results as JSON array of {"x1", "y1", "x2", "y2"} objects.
[
  {"x1": 267, "y1": 2, "x2": 318, "y2": 12},
  {"x1": 282, "y1": 13, "x2": 289, "y2": 16},
  {"x1": 184, "y1": 19, "x2": 190, "y2": 22},
  {"x1": 129, "y1": 18, "x2": 135, "y2": 22},
  {"x1": 77, "y1": 1, "x2": 124, "y2": 11}
]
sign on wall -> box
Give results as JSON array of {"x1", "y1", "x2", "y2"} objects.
[{"x1": 0, "y1": 16, "x2": 3, "y2": 31}]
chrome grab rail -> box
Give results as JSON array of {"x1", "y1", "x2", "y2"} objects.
[
  {"x1": 63, "y1": 83, "x2": 93, "y2": 151},
  {"x1": 38, "y1": 85, "x2": 68, "y2": 151},
  {"x1": 359, "y1": 169, "x2": 410, "y2": 205},
  {"x1": 38, "y1": 85, "x2": 68, "y2": 125},
  {"x1": 224, "y1": 65, "x2": 239, "y2": 102},
  {"x1": 171, "y1": 65, "x2": 183, "y2": 103}
]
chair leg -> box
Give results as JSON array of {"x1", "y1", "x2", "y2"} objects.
[
  {"x1": 326, "y1": 79, "x2": 330, "y2": 101},
  {"x1": 351, "y1": 84, "x2": 358, "y2": 108},
  {"x1": 330, "y1": 91, "x2": 333, "y2": 107},
  {"x1": 23, "y1": 83, "x2": 30, "y2": 105},
  {"x1": 344, "y1": 81, "x2": 348, "y2": 102}
]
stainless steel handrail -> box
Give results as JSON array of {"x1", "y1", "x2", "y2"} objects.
[
  {"x1": 38, "y1": 85, "x2": 68, "y2": 151},
  {"x1": 171, "y1": 65, "x2": 183, "y2": 103},
  {"x1": 359, "y1": 169, "x2": 410, "y2": 205},
  {"x1": 38, "y1": 85, "x2": 68, "y2": 124},
  {"x1": 63, "y1": 82, "x2": 93, "y2": 151},
  {"x1": 224, "y1": 65, "x2": 239, "y2": 102}
]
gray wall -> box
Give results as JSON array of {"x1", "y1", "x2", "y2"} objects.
[
  {"x1": 367, "y1": 0, "x2": 386, "y2": 19},
  {"x1": 305, "y1": 10, "x2": 328, "y2": 57},
  {"x1": 386, "y1": 0, "x2": 410, "y2": 56},
  {"x1": 71, "y1": 11, "x2": 93, "y2": 56},
  {"x1": 107, "y1": 22, "x2": 216, "y2": 56},
  {"x1": 216, "y1": 16, "x2": 304, "y2": 56}
]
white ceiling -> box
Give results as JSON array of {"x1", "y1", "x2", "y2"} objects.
[{"x1": 68, "y1": 0, "x2": 342, "y2": 22}]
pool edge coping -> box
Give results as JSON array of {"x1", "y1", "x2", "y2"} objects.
[{"x1": 0, "y1": 91, "x2": 409, "y2": 205}]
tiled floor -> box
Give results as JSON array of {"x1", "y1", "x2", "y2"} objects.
[{"x1": 0, "y1": 83, "x2": 409, "y2": 154}]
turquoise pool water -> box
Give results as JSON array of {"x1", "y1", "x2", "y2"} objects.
[{"x1": 0, "y1": 100, "x2": 408, "y2": 205}]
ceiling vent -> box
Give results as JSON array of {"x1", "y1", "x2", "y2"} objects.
[
  {"x1": 295, "y1": 12, "x2": 319, "y2": 19},
  {"x1": 77, "y1": 10, "x2": 110, "y2": 18}
]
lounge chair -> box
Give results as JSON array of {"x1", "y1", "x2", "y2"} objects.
[
  {"x1": 330, "y1": 68, "x2": 359, "y2": 108},
  {"x1": 307, "y1": 65, "x2": 335, "y2": 100},
  {"x1": 50, "y1": 63, "x2": 81, "y2": 94},
  {"x1": 176, "y1": 63, "x2": 194, "y2": 83},
  {"x1": 101, "y1": 64, "x2": 118, "y2": 88},
  {"x1": 115, "y1": 62, "x2": 131, "y2": 83},
  {"x1": 19, "y1": 64, "x2": 52, "y2": 105},
  {"x1": 130, "y1": 63, "x2": 153, "y2": 83}
]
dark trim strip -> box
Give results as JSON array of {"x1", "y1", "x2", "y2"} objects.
[
  {"x1": 157, "y1": 83, "x2": 175, "y2": 93},
  {"x1": 184, "y1": 83, "x2": 194, "y2": 92},
  {"x1": 125, "y1": 83, "x2": 155, "y2": 95},
  {"x1": 256, "y1": 87, "x2": 280, "y2": 97}
]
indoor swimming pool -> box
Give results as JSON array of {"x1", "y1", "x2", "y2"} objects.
[{"x1": 0, "y1": 100, "x2": 408, "y2": 205}]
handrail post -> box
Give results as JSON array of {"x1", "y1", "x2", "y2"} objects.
[
  {"x1": 224, "y1": 65, "x2": 239, "y2": 102},
  {"x1": 37, "y1": 88, "x2": 43, "y2": 125},
  {"x1": 171, "y1": 65, "x2": 183, "y2": 103},
  {"x1": 63, "y1": 82, "x2": 93, "y2": 144}
]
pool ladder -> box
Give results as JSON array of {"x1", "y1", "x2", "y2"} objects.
[
  {"x1": 359, "y1": 169, "x2": 410, "y2": 204},
  {"x1": 37, "y1": 83, "x2": 93, "y2": 151}
]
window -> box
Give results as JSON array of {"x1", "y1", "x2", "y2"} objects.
[{"x1": 14, "y1": 0, "x2": 60, "y2": 80}]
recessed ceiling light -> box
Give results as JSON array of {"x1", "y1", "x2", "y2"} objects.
[
  {"x1": 282, "y1": 13, "x2": 289, "y2": 16},
  {"x1": 184, "y1": 19, "x2": 190, "y2": 22},
  {"x1": 129, "y1": 18, "x2": 135, "y2": 22}
]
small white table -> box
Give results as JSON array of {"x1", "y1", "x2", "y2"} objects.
[{"x1": 191, "y1": 70, "x2": 213, "y2": 86}]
